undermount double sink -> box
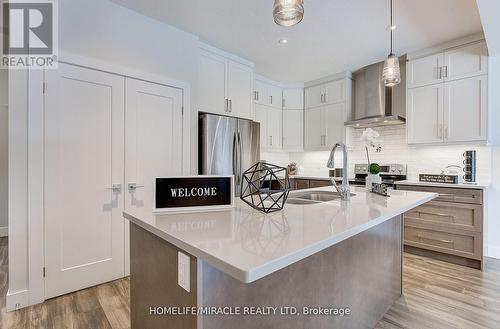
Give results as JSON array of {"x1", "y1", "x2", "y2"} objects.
[{"x1": 287, "y1": 190, "x2": 356, "y2": 205}]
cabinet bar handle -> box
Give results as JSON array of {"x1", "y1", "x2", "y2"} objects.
[
  {"x1": 269, "y1": 136, "x2": 273, "y2": 146},
  {"x1": 270, "y1": 96, "x2": 273, "y2": 104},
  {"x1": 225, "y1": 98, "x2": 228, "y2": 112},
  {"x1": 438, "y1": 67, "x2": 443, "y2": 79},
  {"x1": 416, "y1": 210, "x2": 453, "y2": 218},
  {"x1": 229, "y1": 99, "x2": 232, "y2": 112},
  {"x1": 443, "y1": 66, "x2": 448, "y2": 78},
  {"x1": 417, "y1": 234, "x2": 454, "y2": 245}
]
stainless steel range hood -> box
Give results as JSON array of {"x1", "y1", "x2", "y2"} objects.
[{"x1": 345, "y1": 55, "x2": 406, "y2": 128}]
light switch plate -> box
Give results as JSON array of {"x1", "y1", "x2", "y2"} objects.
[{"x1": 178, "y1": 251, "x2": 190, "y2": 292}]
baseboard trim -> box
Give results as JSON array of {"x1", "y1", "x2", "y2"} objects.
[
  {"x1": 0, "y1": 226, "x2": 7, "y2": 237},
  {"x1": 6, "y1": 289, "x2": 29, "y2": 311},
  {"x1": 488, "y1": 244, "x2": 500, "y2": 260}
]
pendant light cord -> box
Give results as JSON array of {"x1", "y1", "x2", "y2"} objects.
[{"x1": 390, "y1": 0, "x2": 393, "y2": 54}]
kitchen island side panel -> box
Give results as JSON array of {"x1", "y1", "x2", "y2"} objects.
[
  {"x1": 199, "y1": 215, "x2": 402, "y2": 329},
  {"x1": 130, "y1": 223, "x2": 198, "y2": 329}
]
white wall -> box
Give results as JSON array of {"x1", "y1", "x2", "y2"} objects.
[
  {"x1": 60, "y1": 0, "x2": 199, "y2": 85},
  {"x1": 8, "y1": 0, "x2": 201, "y2": 310},
  {"x1": 487, "y1": 56, "x2": 500, "y2": 259},
  {"x1": 0, "y1": 69, "x2": 7, "y2": 237},
  {"x1": 59, "y1": 0, "x2": 201, "y2": 174}
]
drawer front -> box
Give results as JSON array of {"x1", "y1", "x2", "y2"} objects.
[
  {"x1": 397, "y1": 185, "x2": 482, "y2": 204},
  {"x1": 294, "y1": 179, "x2": 310, "y2": 190},
  {"x1": 309, "y1": 180, "x2": 331, "y2": 188},
  {"x1": 404, "y1": 225, "x2": 481, "y2": 260},
  {"x1": 404, "y1": 201, "x2": 482, "y2": 232}
]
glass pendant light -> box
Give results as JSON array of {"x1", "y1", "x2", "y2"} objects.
[
  {"x1": 382, "y1": 0, "x2": 401, "y2": 87},
  {"x1": 273, "y1": 0, "x2": 304, "y2": 27}
]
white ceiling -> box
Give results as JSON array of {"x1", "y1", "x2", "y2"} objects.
[{"x1": 110, "y1": 0, "x2": 483, "y2": 83}]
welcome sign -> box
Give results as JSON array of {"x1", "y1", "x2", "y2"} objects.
[{"x1": 155, "y1": 176, "x2": 234, "y2": 213}]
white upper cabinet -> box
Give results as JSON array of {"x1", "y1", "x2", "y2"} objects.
[
  {"x1": 283, "y1": 88, "x2": 304, "y2": 110},
  {"x1": 283, "y1": 109, "x2": 303, "y2": 151},
  {"x1": 305, "y1": 79, "x2": 345, "y2": 108},
  {"x1": 304, "y1": 104, "x2": 346, "y2": 151},
  {"x1": 268, "y1": 84, "x2": 282, "y2": 109},
  {"x1": 254, "y1": 80, "x2": 266, "y2": 105},
  {"x1": 407, "y1": 40, "x2": 489, "y2": 145},
  {"x1": 323, "y1": 80, "x2": 345, "y2": 104},
  {"x1": 408, "y1": 41, "x2": 488, "y2": 89},
  {"x1": 254, "y1": 79, "x2": 282, "y2": 109},
  {"x1": 197, "y1": 46, "x2": 254, "y2": 119},
  {"x1": 304, "y1": 107, "x2": 324, "y2": 149},
  {"x1": 444, "y1": 42, "x2": 488, "y2": 81},
  {"x1": 254, "y1": 78, "x2": 304, "y2": 151},
  {"x1": 255, "y1": 104, "x2": 282, "y2": 151},
  {"x1": 255, "y1": 104, "x2": 269, "y2": 149},
  {"x1": 407, "y1": 84, "x2": 444, "y2": 144},
  {"x1": 443, "y1": 76, "x2": 487, "y2": 142},
  {"x1": 407, "y1": 53, "x2": 444, "y2": 88},
  {"x1": 268, "y1": 107, "x2": 283, "y2": 149},
  {"x1": 305, "y1": 84, "x2": 324, "y2": 108},
  {"x1": 304, "y1": 77, "x2": 350, "y2": 150},
  {"x1": 227, "y1": 61, "x2": 254, "y2": 119},
  {"x1": 198, "y1": 49, "x2": 227, "y2": 115},
  {"x1": 325, "y1": 102, "x2": 346, "y2": 147}
]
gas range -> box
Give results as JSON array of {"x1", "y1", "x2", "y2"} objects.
[{"x1": 352, "y1": 163, "x2": 407, "y2": 187}]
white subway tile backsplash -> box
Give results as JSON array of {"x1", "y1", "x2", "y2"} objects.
[{"x1": 262, "y1": 126, "x2": 491, "y2": 184}]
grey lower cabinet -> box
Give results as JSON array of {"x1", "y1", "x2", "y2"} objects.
[
  {"x1": 395, "y1": 184, "x2": 485, "y2": 269},
  {"x1": 291, "y1": 178, "x2": 331, "y2": 190}
]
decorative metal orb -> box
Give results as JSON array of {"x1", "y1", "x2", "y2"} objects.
[{"x1": 240, "y1": 162, "x2": 291, "y2": 213}]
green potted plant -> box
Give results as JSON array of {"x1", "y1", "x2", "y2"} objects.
[{"x1": 366, "y1": 163, "x2": 382, "y2": 189}]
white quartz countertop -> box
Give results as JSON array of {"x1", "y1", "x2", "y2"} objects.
[
  {"x1": 124, "y1": 186, "x2": 436, "y2": 284},
  {"x1": 395, "y1": 180, "x2": 489, "y2": 189}
]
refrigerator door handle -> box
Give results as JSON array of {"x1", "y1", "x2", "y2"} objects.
[
  {"x1": 232, "y1": 132, "x2": 239, "y2": 185},
  {"x1": 237, "y1": 131, "x2": 243, "y2": 187}
]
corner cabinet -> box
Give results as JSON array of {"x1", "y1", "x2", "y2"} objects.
[
  {"x1": 197, "y1": 47, "x2": 254, "y2": 120},
  {"x1": 254, "y1": 80, "x2": 304, "y2": 152},
  {"x1": 304, "y1": 77, "x2": 351, "y2": 151},
  {"x1": 282, "y1": 88, "x2": 304, "y2": 151},
  {"x1": 255, "y1": 104, "x2": 282, "y2": 151},
  {"x1": 254, "y1": 79, "x2": 282, "y2": 109},
  {"x1": 407, "y1": 41, "x2": 488, "y2": 145}
]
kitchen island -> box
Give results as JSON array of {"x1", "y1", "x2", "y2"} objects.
[{"x1": 124, "y1": 186, "x2": 436, "y2": 329}]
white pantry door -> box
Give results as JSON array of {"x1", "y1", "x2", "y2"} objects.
[
  {"x1": 45, "y1": 63, "x2": 125, "y2": 298},
  {"x1": 125, "y1": 78, "x2": 183, "y2": 217}
]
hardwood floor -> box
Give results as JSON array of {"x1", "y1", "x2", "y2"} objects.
[
  {"x1": 1, "y1": 237, "x2": 500, "y2": 328},
  {"x1": 0, "y1": 238, "x2": 130, "y2": 329}
]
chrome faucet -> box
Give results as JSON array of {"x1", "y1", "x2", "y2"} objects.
[{"x1": 326, "y1": 142, "x2": 351, "y2": 201}]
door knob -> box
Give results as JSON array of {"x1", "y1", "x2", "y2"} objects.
[
  {"x1": 106, "y1": 184, "x2": 122, "y2": 193},
  {"x1": 128, "y1": 183, "x2": 144, "y2": 192}
]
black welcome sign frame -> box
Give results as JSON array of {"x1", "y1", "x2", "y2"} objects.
[{"x1": 154, "y1": 176, "x2": 235, "y2": 213}]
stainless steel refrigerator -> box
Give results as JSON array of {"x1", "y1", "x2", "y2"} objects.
[{"x1": 199, "y1": 113, "x2": 260, "y2": 196}]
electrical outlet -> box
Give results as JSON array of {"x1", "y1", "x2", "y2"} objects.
[{"x1": 178, "y1": 251, "x2": 190, "y2": 292}]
